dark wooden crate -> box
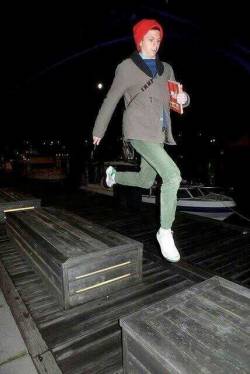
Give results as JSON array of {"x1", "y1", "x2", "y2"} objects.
[
  {"x1": 0, "y1": 188, "x2": 41, "y2": 238},
  {"x1": 7, "y1": 207, "x2": 143, "y2": 309},
  {"x1": 120, "y1": 276, "x2": 250, "y2": 374}
]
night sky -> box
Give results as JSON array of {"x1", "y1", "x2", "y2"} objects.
[{"x1": 4, "y1": 1, "x2": 250, "y2": 149}]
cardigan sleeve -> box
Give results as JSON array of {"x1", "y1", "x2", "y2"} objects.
[{"x1": 93, "y1": 62, "x2": 128, "y2": 139}]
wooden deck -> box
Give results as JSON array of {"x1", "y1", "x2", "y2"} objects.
[
  {"x1": 0, "y1": 189, "x2": 249, "y2": 373},
  {"x1": 64, "y1": 191, "x2": 250, "y2": 288}
]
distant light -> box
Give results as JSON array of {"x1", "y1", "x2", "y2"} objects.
[{"x1": 97, "y1": 82, "x2": 103, "y2": 90}]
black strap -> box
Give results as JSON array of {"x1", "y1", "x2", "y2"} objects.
[{"x1": 126, "y1": 77, "x2": 155, "y2": 108}]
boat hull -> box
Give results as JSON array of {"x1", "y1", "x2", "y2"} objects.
[
  {"x1": 142, "y1": 195, "x2": 236, "y2": 221},
  {"x1": 176, "y1": 206, "x2": 235, "y2": 221}
]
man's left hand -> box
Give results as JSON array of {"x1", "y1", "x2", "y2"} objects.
[{"x1": 177, "y1": 92, "x2": 188, "y2": 105}]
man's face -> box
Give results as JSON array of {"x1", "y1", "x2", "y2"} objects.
[{"x1": 139, "y1": 29, "x2": 161, "y2": 58}]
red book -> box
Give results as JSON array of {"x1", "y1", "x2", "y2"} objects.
[{"x1": 167, "y1": 80, "x2": 184, "y2": 114}]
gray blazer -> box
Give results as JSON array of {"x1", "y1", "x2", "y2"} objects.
[{"x1": 93, "y1": 52, "x2": 188, "y2": 145}]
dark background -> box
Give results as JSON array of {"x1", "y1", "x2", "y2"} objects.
[{"x1": 3, "y1": 0, "x2": 250, "y2": 212}]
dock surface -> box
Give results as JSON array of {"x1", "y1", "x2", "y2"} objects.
[{"x1": 0, "y1": 189, "x2": 249, "y2": 373}]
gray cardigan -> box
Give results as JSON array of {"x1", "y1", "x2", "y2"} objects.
[{"x1": 93, "y1": 52, "x2": 187, "y2": 145}]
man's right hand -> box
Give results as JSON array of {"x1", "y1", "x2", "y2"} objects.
[{"x1": 93, "y1": 136, "x2": 101, "y2": 145}]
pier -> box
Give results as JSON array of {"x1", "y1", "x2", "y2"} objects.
[{"x1": 0, "y1": 188, "x2": 249, "y2": 373}]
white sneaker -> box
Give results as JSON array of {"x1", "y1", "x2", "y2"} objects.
[
  {"x1": 106, "y1": 166, "x2": 116, "y2": 188},
  {"x1": 156, "y1": 228, "x2": 180, "y2": 262}
]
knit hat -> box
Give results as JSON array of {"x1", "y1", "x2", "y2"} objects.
[{"x1": 133, "y1": 19, "x2": 164, "y2": 51}]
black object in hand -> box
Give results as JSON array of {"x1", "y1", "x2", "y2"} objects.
[{"x1": 90, "y1": 144, "x2": 97, "y2": 160}]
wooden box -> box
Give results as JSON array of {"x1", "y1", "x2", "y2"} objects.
[
  {"x1": 120, "y1": 276, "x2": 250, "y2": 373},
  {"x1": 0, "y1": 188, "x2": 41, "y2": 239},
  {"x1": 7, "y1": 207, "x2": 143, "y2": 309}
]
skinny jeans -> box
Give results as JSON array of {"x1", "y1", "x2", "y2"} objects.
[{"x1": 115, "y1": 140, "x2": 182, "y2": 229}]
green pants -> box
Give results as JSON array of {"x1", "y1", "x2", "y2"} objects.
[{"x1": 115, "y1": 140, "x2": 181, "y2": 229}]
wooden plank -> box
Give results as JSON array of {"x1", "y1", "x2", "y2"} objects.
[
  {"x1": 0, "y1": 190, "x2": 40, "y2": 239},
  {"x1": 147, "y1": 311, "x2": 247, "y2": 372},
  {"x1": 186, "y1": 237, "x2": 247, "y2": 264},
  {"x1": 46, "y1": 279, "x2": 193, "y2": 352},
  {"x1": 120, "y1": 276, "x2": 250, "y2": 373},
  {"x1": 230, "y1": 268, "x2": 250, "y2": 282},
  {"x1": 125, "y1": 327, "x2": 203, "y2": 374},
  {"x1": 0, "y1": 259, "x2": 63, "y2": 374},
  {"x1": 0, "y1": 188, "x2": 41, "y2": 226},
  {"x1": 126, "y1": 351, "x2": 151, "y2": 374},
  {"x1": 57, "y1": 326, "x2": 122, "y2": 374},
  {"x1": 164, "y1": 307, "x2": 249, "y2": 369},
  {"x1": 173, "y1": 260, "x2": 215, "y2": 282},
  {"x1": 212, "y1": 284, "x2": 250, "y2": 308},
  {"x1": 216, "y1": 275, "x2": 250, "y2": 298},
  {"x1": 179, "y1": 294, "x2": 250, "y2": 335},
  {"x1": 33, "y1": 351, "x2": 62, "y2": 374},
  {"x1": 201, "y1": 288, "x2": 250, "y2": 321},
  {"x1": 37, "y1": 266, "x2": 179, "y2": 328},
  {"x1": 8, "y1": 229, "x2": 65, "y2": 308},
  {"x1": 0, "y1": 188, "x2": 41, "y2": 204},
  {"x1": 0, "y1": 259, "x2": 47, "y2": 357}
]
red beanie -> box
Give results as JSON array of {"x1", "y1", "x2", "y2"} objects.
[{"x1": 133, "y1": 19, "x2": 164, "y2": 51}]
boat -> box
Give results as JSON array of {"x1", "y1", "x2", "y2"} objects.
[
  {"x1": 142, "y1": 184, "x2": 236, "y2": 221},
  {"x1": 16, "y1": 154, "x2": 69, "y2": 182}
]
